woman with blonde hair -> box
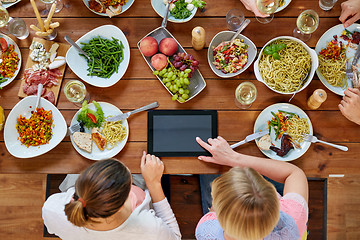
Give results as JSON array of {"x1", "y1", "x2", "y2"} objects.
[
  {"x1": 195, "y1": 136, "x2": 308, "y2": 240},
  {"x1": 42, "y1": 152, "x2": 181, "y2": 240}
]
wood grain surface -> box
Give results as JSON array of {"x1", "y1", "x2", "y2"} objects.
[{"x1": 0, "y1": 0, "x2": 357, "y2": 179}]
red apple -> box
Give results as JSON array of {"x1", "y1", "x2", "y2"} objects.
[
  {"x1": 140, "y1": 36, "x2": 158, "y2": 57},
  {"x1": 151, "y1": 53, "x2": 168, "y2": 71},
  {"x1": 159, "y1": 38, "x2": 178, "y2": 56}
]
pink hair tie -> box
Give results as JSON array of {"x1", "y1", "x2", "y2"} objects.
[{"x1": 78, "y1": 197, "x2": 86, "y2": 208}]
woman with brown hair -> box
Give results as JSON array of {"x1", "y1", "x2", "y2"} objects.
[
  {"x1": 42, "y1": 152, "x2": 181, "y2": 240},
  {"x1": 195, "y1": 136, "x2": 308, "y2": 240}
]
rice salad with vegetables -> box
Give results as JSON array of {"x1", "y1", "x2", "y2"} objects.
[{"x1": 212, "y1": 39, "x2": 249, "y2": 74}]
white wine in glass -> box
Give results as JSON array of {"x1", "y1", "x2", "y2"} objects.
[
  {"x1": 0, "y1": 6, "x2": 9, "y2": 28},
  {"x1": 64, "y1": 80, "x2": 89, "y2": 106},
  {"x1": 256, "y1": 0, "x2": 279, "y2": 24},
  {"x1": 235, "y1": 82, "x2": 257, "y2": 109},
  {"x1": 293, "y1": 9, "x2": 319, "y2": 42}
]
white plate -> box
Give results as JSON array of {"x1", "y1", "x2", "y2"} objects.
[
  {"x1": 253, "y1": 103, "x2": 313, "y2": 161},
  {"x1": 275, "y1": 0, "x2": 291, "y2": 13},
  {"x1": 315, "y1": 23, "x2": 360, "y2": 96},
  {"x1": 70, "y1": 102, "x2": 129, "y2": 161},
  {"x1": 151, "y1": 0, "x2": 197, "y2": 23},
  {"x1": 3, "y1": 0, "x2": 21, "y2": 9},
  {"x1": 207, "y1": 31, "x2": 257, "y2": 78},
  {"x1": 66, "y1": 25, "x2": 130, "y2": 88},
  {"x1": 4, "y1": 96, "x2": 67, "y2": 158},
  {"x1": 0, "y1": 34, "x2": 22, "y2": 88},
  {"x1": 82, "y1": 0, "x2": 135, "y2": 16}
]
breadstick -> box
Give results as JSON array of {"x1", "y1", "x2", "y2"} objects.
[
  {"x1": 44, "y1": 19, "x2": 50, "y2": 31},
  {"x1": 30, "y1": 24, "x2": 41, "y2": 32},
  {"x1": 49, "y1": 22, "x2": 60, "y2": 29},
  {"x1": 30, "y1": 0, "x2": 45, "y2": 31},
  {"x1": 46, "y1": 3, "x2": 56, "y2": 26},
  {"x1": 36, "y1": 31, "x2": 50, "y2": 37}
]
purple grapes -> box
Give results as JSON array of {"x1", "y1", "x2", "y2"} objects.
[{"x1": 171, "y1": 52, "x2": 200, "y2": 75}]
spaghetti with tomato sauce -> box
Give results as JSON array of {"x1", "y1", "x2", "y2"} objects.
[{"x1": 16, "y1": 107, "x2": 53, "y2": 147}]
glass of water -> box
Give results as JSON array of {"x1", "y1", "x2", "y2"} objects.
[
  {"x1": 226, "y1": 9, "x2": 245, "y2": 31},
  {"x1": 8, "y1": 18, "x2": 29, "y2": 40},
  {"x1": 319, "y1": 0, "x2": 337, "y2": 11},
  {"x1": 235, "y1": 82, "x2": 257, "y2": 109},
  {"x1": 293, "y1": 9, "x2": 319, "y2": 42},
  {"x1": 40, "y1": 0, "x2": 63, "y2": 14}
]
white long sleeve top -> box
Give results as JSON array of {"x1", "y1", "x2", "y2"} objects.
[{"x1": 42, "y1": 187, "x2": 182, "y2": 240}]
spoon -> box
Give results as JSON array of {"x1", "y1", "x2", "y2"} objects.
[
  {"x1": 64, "y1": 35, "x2": 91, "y2": 61},
  {"x1": 35, "y1": 83, "x2": 43, "y2": 111},
  {"x1": 230, "y1": 19, "x2": 251, "y2": 44}
]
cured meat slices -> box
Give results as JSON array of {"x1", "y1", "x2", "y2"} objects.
[{"x1": 22, "y1": 68, "x2": 62, "y2": 104}]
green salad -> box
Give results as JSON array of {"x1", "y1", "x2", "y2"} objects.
[{"x1": 77, "y1": 100, "x2": 104, "y2": 129}]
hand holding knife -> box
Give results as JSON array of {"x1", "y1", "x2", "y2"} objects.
[{"x1": 230, "y1": 131, "x2": 268, "y2": 149}]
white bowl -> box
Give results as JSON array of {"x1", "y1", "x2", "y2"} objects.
[
  {"x1": 0, "y1": 34, "x2": 22, "y2": 88},
  {"x1": 66, "y1": 25, "x2": 130, "y2": 88},
  {"x1": 4, "y1": 96, "x2": 67, "y2": 158},
  {"x1": 254, "y1": 36, "x2": 318, "y2": 94},
  {"x1": 208, "y1": 31, "x2": 257, "y2": 78},
  {"x1": 151, "y1": 0, "x2": 197, "y2": 23},
  {"x1": 82, "y1": 0, "x2": 135, "y2": 17}
]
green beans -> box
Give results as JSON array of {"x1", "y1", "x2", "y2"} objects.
[{"x1": 80, "y1": 36, "x2": 124, "y2": 78}]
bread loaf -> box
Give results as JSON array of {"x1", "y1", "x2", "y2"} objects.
[{"x1": 73, "y1": 132, "x2": 92, "y2": 153}]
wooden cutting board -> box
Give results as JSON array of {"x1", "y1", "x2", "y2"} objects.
[{"x1": 18, "y1": 37, "x2": 70, "y2": 105}]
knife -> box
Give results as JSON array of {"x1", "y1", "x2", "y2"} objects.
[
  {"x1": 106, "y1": 102, "x2": 159, "y2": 122},
  {"x1": 230, "y1": 131, "x2": 268, "y2": 149}
]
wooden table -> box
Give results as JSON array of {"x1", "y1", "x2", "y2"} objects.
[{"x1": 0, "y1": 0, "x2": 358, "y2": 177}]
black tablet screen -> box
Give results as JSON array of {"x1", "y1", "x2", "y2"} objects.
[{"x1": 147, "y1": 110, "x2": 218, "y2": 157}]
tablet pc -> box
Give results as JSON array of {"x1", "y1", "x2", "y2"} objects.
[{"x1": 147, "y1": 110, "x2": 218, "y2": 157}]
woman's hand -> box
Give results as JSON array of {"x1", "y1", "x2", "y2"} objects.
[
  {"x1": 196, "y1": 136, "x2": 239, "y2": 167},
  {"x1": 140, "y1": 151, "x2": 164, "y2": 187},
  {"x1": 339, "y1": 88, "x2": 360, "y2": 125},
  {"x1": 339, "y1": 0, "x2": 360, "y2": 28},
  {"x1": 140, "y1": 151, "x2": 166, "y2": 203},
  {"x1": 239, "y1": 0, "x2": 269, "y2": 17}
]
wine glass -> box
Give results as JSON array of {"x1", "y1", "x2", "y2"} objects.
[
  {"x1": 293, "y1": 9, "x2": 319, "y2": 42},
  {"x1": 256, "y1": 0, "x2": 279, "y2": 24},
  {"x1": 40, "y1": 0, "x2": 63, "y2": 14},
  {"x1": 234, "y1": 82, "x2": 257, "y2": 109},
  {"x1": 64, "y1": 80, "x2": 90, "y2": 107},
  {"x1": 0, "y1": 6, "x2": 9, "y2": 28}
]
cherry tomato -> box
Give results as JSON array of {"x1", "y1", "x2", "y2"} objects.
[
  {"x1": 86, "y1": 113, "x2": 97, "y2": 123},
  {"x1": 0, "y1": 38, "x2": 7, "y2": 52}
]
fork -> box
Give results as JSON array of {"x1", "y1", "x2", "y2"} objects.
[
  {"x1": 303, "y1": 134, "x2": 348, "y2": 151},
  {"x1": 66, "y1": 123, "x2": 81, "y2": 136}
]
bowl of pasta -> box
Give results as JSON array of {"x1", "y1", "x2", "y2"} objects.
[{"x1": 254, "y1": 36, "x2": 318, "y2": 95}]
